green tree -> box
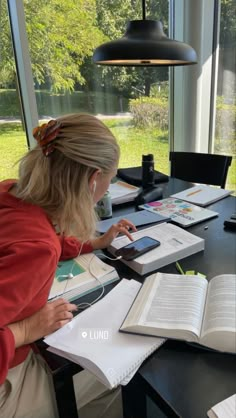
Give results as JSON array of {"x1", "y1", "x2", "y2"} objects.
[
  {"x1": 0, "y1": 0, "x2": 105, "y2": 92},
  {"x1": 0, "y1": 0, "x2": 16, "y2": 87},
  {"x1": 220, "y1": 0, "x2": 236, "y2": 45}
]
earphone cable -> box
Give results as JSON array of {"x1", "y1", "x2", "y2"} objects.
[{"x1": 55, "y1": 247, "x2": 121, "y2": 308}]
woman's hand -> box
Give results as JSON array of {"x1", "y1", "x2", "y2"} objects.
[
  {"x1": 7, "y1": 298, "x2": 77, "y2": 348},
  {"x1": 91, "y1": 218, "x2": 137, "y2": 249}
]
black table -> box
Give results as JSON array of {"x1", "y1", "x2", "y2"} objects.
[
  {"x1": 122, "y1": 340, "x2": 236, "y2": 418},
  {"x1": 119, "y1": 180, "x2": 236, "y2": 418},
  {"x1": 38, "y1": 178, "x2": 236, "y2": 418}
]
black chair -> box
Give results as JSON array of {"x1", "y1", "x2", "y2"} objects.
[{"x1": 169, "y1": 152, "x2": 232, "y2": 188}]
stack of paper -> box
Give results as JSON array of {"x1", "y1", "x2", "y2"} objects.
[
  {"x1": 45, "y1": 279, "x2": 165, "y2": 389},
  {"x1": 109, "y1": 180, "x2": 139, "y2": 204}
]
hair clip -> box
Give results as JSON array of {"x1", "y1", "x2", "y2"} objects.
[{"x1": 33, "y1": 119, "x2": 61, "y2": 156}]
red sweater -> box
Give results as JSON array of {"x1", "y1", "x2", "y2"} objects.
[{"x1": 0, "y1": 180, "x2": 93, "y2": 384}]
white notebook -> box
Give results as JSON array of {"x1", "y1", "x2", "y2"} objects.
[
  {"x1": 207, "y1": 394, "x2": 236, "y2": 418},
  {"x1": 171, "y1": 185, "x2": 231, "y2": 207},
  {"x1": 45, "y1": 279, "x2": 165, "y2": 389}
]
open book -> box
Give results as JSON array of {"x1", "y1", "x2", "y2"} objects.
[
  {"x1": 171, "y1": 185, "x2": 231, "y2": 207},
  {"x1": 139, "y1": 197, "x2": 218, "y2": 227},
  {"x1": 49, "y1": 253, "x2": 119, "y2": 301},
  {"x1": 108, "y1": 223, "x2": 204, "y2": 275},
  {"x1": 120, "y1": 272, "x2": 236, "y2": 354},
  {"x1": 45, "y1": 279, "x2": 165, "y2": 389}
]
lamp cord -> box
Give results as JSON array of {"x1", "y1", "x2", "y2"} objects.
[{"x1": 142, "y1": 0, "x2": 146, "y2": 20}]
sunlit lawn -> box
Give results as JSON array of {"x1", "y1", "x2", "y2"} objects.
[
  {"x1": 0, "y1": 123, "x2": 28, "y2": 180},
  {"x1": 104, "y1": 118, "x2": 169, "y2": 173},
  {"x1": 0, "y1": 119, "x2": 169, "y2": 179},
  {"x1": 0, "y1": 120, "x2": 235, "y2": 193}
]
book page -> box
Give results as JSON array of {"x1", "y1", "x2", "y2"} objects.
[
  {"x1": 137, "y1": 273, "x2": 208, "y2": 340},
  {"x1": 200, "y1": 275, "x2": 236, "y2": 353}
]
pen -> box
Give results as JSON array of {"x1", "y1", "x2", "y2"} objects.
[
  {"x1": 175, "y1": 262, "x2": 185, "y2": 275},
  {"x1": 186, "y1": 189, "x2": 202, "y2": 197}
]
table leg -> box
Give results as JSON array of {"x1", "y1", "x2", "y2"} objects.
[
  {"x1": 53, "y1": 373, "x2": 79, "y2": 418},
  {"x1": 122, "y1": 374, "x2": 147, "y2": 418}
]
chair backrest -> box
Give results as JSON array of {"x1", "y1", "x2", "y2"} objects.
[{"x1": 169, "y1": 152, "x2": 232, "y2": 188}]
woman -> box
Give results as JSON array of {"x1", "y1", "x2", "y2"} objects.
[{"x1": 0, "y1": 113, "x2": 136, "y2": 418}]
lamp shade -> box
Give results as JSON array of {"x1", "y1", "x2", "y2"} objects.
[{"x1": 93, "y1": 20, "x2": 197, "y2": 66}]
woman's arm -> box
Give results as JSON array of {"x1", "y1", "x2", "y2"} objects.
[
  {"x1": 0, "y1": 241, "x2": 75, "y2": 383},
  {"x1": 61, "y1": 218, "x2": 137, "y2": 256},
  {"x1": 7, "y1": 298, "x2": 77, "y2": 348},
  {"x1": 91, "y1": 218, "x2": 137, "y2": 249}
]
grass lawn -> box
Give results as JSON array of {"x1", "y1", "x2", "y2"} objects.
[
  {"x1": 104, "y1": 118, "x2": 169, "y2": 173},
  {"x1": 0, "y1": 123, "x2": 28, "y2": 180},
  {"x1": 0, "y1": 119, "x2": 169, "y2": 179},
  {"x1": 0, "y1": 120, "x2": 235, "y2": 193}
]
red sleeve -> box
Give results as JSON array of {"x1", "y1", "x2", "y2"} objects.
[
  {"x1": 0, "y1": 241, "x2": 58, "y2": 384},
  {"x1": 59, "y1": 236, "x2": 93, "y2": 260}
]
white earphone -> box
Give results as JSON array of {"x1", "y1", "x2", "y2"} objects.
[
  {"x1": 57, "y1": 272, "x2": 74, "y2": 280},
  {"x1": 93, "y1": 181, "x2": 97, "y2": 193}
]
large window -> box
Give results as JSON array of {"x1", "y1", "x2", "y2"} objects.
[
  {"x1": 214, "y1": 0, "x2": 236, "y2": 190},
  {"x1": 23, "y1": 0, "x2": 170, "y2": 174},
  {"x1": 0, "y1": 0, "x2": 28, "y2": 180},
  {"x1": 1, "y1": 1, "x2": 234, "y2": 187}
]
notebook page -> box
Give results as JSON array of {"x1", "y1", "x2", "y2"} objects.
[{"x1": 45, "y1": 279, "x2": 164, "y2": 388}]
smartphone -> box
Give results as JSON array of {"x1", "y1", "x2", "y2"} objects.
[{"x1": 115, "y1": 236, "x2": 160, "y2": 261}]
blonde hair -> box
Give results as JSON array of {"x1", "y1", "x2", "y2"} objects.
[{"x1": 16, "y1": 113, "x2": 120, "y2": 239}]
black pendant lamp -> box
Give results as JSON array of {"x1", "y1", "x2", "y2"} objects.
[{"x1": 93, "y1": 0, "x2": 197, "y2": 66}]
